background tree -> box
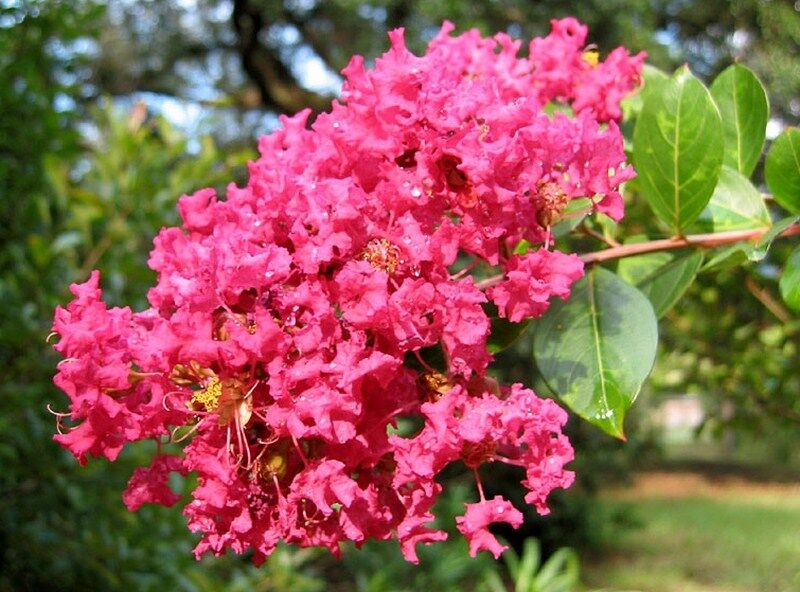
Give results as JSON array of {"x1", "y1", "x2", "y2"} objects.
[{"x1": 85, "y1": 0, "x2": 799, "y2": 126}]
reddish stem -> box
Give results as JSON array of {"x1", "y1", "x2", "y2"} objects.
[
  {"x1": 475, "y1": 224, "x2": 800, "y2": 290},
  {"x1": 580, "y1": 224, "x2": 800, "y2": 264}
]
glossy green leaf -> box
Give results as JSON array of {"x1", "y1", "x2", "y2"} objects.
[
  {"x1": 513, "y1": 239, "x2": 532, "y2": 255},
  {"x1": 618, "y1": 251, "x2": 674, "y2": 285},
  {"x1": 703, "y1": 215, "x2": 799, "y2": 270},
  {"x1": 641, "y1": 64, "x2": 670, "y2": 100},
  {"x1": 702, "y1": 243, "x2": 750, "y2": 271},
  {"x1": 765, "y1": 128, "x2": 800, "y2": 214},
  {"x1": 752, "y1": 215, "x2": 799, "y2": 260},
  {"x1": 696, "y1": 166, "x2": 771, "y2": 232},
  {"x1": 488, "y1": 318, "x2": 530, "y2": 354},
  {"x1": 533, "y1": 267, "x2": 658, "y2": 438},
  {"x1": 710, "y1": 64, "x2": 769, "y2": 176},
  {"x1": 617, "y1": 235, "x2": 673, "y2": 285},
  {"x1": 780, "y1": 246, "x2": 800, "y2": 312},
  {"x1": 633, "y1": 66, "x2": 724, "y2": 232},
  {"x1": 551, "y1": 197, "x2": 593, "y2": 238},
  {"x1": 637, "y1": 251, "x2": 704, "y2": 318}
]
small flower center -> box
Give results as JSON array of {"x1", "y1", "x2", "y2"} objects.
[
  {"x1": 461, "y1": 438, "x2": 497, "y2": 468},
  {"x1": 256, "y1": 450, "x2": 288, "y2": 481},
  {"x1": 360, "y1": 238, "x2": 402, "y2": 274},
  {"x1": 418, "y1": 370, "x2": 454, "y2": 401},
  {"x1": 534, "y1": 180, "x2": 570, "y2": 227},
  {"x1": 582, "y1": 49, "x2": 600, "y2": 67},
  {"x1": 190, "y1": 376, "x2": 223, "y2": 412},
  {"x1": 212, "y1": 308, "x2": 256, "y2": 341}
]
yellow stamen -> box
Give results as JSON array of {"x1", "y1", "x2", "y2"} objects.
[
  {"x1": 419, "y1": 370, "x2": 454, "y2": 400},
  {"x1": 190, "y1": 376, "x2": 222, "y2": 412},
  {"x1": 582, "y1": 50, "x2": 600, "y2": 67},
  {"x1": 262, "y1": 452, "x2": 287, "y2": 480},
  {"x1": 534, "y1": 180, "x2": 570, "y2": 227},
  {"x1": 360, "y1": 238, "x2": 402, "y2": 275}
]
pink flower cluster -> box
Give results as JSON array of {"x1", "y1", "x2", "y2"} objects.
[{"x1": 51, "y1": 19, "x2": 641, "y2": 563}]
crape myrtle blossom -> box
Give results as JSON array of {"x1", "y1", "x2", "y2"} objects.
[{"x1": 50, "y1": 18, "x2": 642, "y2": 563}]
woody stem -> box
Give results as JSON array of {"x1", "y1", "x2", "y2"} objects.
[
  {"x1": 580, "y1": 224, "x2": 800, "y2": 265},
  {"x1": 474, "y1": 224, "x2": 800, "y2": 290}
]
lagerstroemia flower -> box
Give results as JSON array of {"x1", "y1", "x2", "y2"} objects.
[{"x1": 51, "y1": 19, "x2": 641, "y2": 563}]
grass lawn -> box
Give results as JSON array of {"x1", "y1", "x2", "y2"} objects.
[{"x1": 581, "y1": 472, "x2": 800, "y2": 592}]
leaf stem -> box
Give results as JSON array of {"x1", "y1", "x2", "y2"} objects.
[
  {"x1": 581, "y1": 223, "x2": 620, "y2": 248},
  {"x1": 580, "y1": 224, "x2": 800, "y2": 265},
  {"x1": 474, "y1": 224, "x2": 800, "y2": 291}
]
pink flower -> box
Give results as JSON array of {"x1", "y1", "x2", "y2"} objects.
[
  {"x1": 123, "y1": 455, "x2": 186, "y2": 511},
  {"x1": 489, "y1": 249, "x2": 585, "y2": 322},
  {"x1": 456, "y1": 496, "x2": 523, "y2": 558},
  {"x1": 50, "y1": 17, "x2": 637, "y2": 563}
]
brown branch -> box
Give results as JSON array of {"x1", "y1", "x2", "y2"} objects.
[
  {"x1": 79, "y1": 233, "x2": 113, "y2": 278},
  {"x1": 751, "y1": 390, "x2": 800, "y2": 424},
  {"x1": 279, "y1": 5, "x2": 342, "y2": 75},
  {"x1": 474, "y1": 224, "x2": 800, "y2": 291},
  {"x1": 475, "y1": 275, "x2": 503, "y2": 290},
  {"x1": 745, "y1": 277, "x2": 791, "y2": 323},
  {"x1": 232, "y1": 0, "x2": 332, "y2": 115},
  {"x1": 580, "y1": 224, "x2": 800, "y2": 265}
]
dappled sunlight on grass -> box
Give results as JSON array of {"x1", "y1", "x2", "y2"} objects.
[{"x1": 582, "y1": 472, "x2": 800, "y2": 592}]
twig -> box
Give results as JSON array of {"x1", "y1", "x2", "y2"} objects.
[
  {"x1": 475, "y1": 275, "x2": 504, "y2": 290},
  {"x1": 751, "y1": 391, "x2": 800, "y2": 424},
  {"x1": 745, "y1": 277, "x2": 791, "y2": 323},
  {"x1": 580, "y1": 224, "x2": 800, "y2": 265},
  {"x1": 581, "y1": 224, "x2": 620, "y2": 248},
  {"x1": 79, "y1": 233, "x2": 113, "y2": 278},
  {"x1": 473, "y1": 224, "x2": 800, "y2": 291}
]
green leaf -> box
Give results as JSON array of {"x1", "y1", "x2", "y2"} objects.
[
  {"x1": 640, "y1": 64, "x2": 670, "y2": 101},
  {"x1": 696, "y1": 166, "x2": 771, "y2": 232},
  {"x1": 703, "y1": 215, "x2": 799, "y2": 270},
  {"x1": 637, "y1": 251, "x2": 704, "y2": 318},
  {"x1": 616, "y1": 235, "x2": 673, "y2": 285},
  {"x1": 752, "y1": 215, "x2": 799, "y2": 260},
  {"x1": 533, "y1": 267, "x2": 658, "y2": 438},
  {"x1": 551, "y1": 197, "x2": 593, "y2": 238},
  {"x1": 513, "y1": 239, "x2": 532, "y2": 255},
  {"x1": 618, "y1": 251, "x2": 674, "y2": 285},
  {"x1": 702, "y1": 243, "x2": 750, "y2": 271},
  {"x1": 488, "y1": 318, "x2": 530, "y2": 354},
  {"x1": 514, "y1": 539, "x2": 539, "y2": 592},
  {"x1": 633, "y1": 66, "x2": 724, "y2": 232},
  {"x1": 765, "y1": 128, "x2": 800, "y2": 214},
  {"x1": 780, "y1": 246, "x2": 800, "y2": 312},
  {"x1": 710, "y1": 64, "x2": 769, "y2": 177},
  {"x1": 543, "y1": 102, "x2": 575, "y2": 118},
  {"x1": 534, "y1": 547, "x2": 580, "y2": 592}
]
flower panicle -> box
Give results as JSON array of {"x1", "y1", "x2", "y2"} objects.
[{"x1": 50, "y1": 17, "x2": 641, "y2": 563}]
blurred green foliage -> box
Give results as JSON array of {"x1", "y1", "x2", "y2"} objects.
[
  {"x1": 44, "y1": 103, "x2": 252, "y2": 308},
  {"x1": 483, "y1": 538, "x2": 580, "y2": 592},
  {"x1": 87, "y1": 0, "x2": 800, "y2": 126},
  {"x1": 0, "y1": 97, "x2": 255, "y2": 590},
  {"x1": 0, "y1": 5, "x2": 255, "y2": 587},
  {"x1": 652, "y1": 258, "x2": 800, "y2": 464}
]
